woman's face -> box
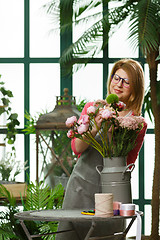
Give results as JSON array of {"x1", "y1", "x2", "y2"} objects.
[{"x1": 109, "y1": 68, "x2": 132, "y2": 104}]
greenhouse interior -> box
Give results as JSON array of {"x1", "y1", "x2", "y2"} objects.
[{"x1": 0, "y1": 0, "x2": 159, "y2": 239}]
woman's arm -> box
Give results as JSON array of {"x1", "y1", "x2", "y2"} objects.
[{"x1": 71, "y1": 102, "x2": 103, "y2": 155}]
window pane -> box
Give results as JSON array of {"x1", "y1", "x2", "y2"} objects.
[
  {"x1": 145, "y1": 205, "x2": 151, "y2": 235},
  {"x1": 108, "y1": 1, "x2": 138, "y2": 60},
  {"x1": 0, "y1": 64, "x2": 24, "y2": 128},
  {"x1": 73, "y1": 64, "x2": 103, "y2": 102},
  {"x1": 30, "y1": 64, "x2": 60, "y2": 116},
  {"x1": 30, "y1": 0, "x2": 60, "y2": 57},
  {"x1": 30, "y1": 133, "x2": 53, "y2": 183},
  {"x1": 0, "y1": 0, "x2": 24, "y2": 57},
  {"x1": 144, "y1": 134, "x2": 154, "y2": 199},
  {"x1": 131, "y1": 157, "x2": 139, "y2": 199}
]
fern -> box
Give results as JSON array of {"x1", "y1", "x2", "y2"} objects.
[
  {"x1": 24, "y1": 181, "x2": 64, "y2": 211},
  {"x1": 0, "y1": 182, "x2": 64, "y2": 239},
  {"x1": 0, "y1": 185, "x2": 28, "y2": 240},
  {"x1": 38, "y1": 222, "x2": 58, "y2": 240},
  {"x1": 0, "y1": 224, "x2": 18, "y2": 239}
]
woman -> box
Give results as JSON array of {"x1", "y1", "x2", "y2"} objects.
[{"x1": 56, "y1": 59, "x2": 147, "y2": 240}]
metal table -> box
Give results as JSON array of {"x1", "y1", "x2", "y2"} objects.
[{"x1": 14, "y1": 209, "x2": 143, "y2": 240}]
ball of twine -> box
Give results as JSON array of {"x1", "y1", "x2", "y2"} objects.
[{"x1": 95, "y1": 193, "x2": 113, "y2": 217}]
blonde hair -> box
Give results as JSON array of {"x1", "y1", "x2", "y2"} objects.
[{"x1": 107, "y1": 59, "x2": 145, "y2": 116}]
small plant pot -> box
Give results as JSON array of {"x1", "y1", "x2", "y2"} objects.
[{"x1": 0, "y1": 181, "x2": 27, "y2": 200}]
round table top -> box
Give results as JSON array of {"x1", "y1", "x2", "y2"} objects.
[{"x1": 14, "y1": 209, "x2": 143, "y2": 222}]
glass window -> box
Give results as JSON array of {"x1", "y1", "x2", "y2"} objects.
[
  {"x1": 0, "y1": 64, "x2": 24, "y2": 128},
  {"x1": 30, "y1": 0, "x2": 60, "y2": 57},
  {"x1": 30, "y1": 63, "x2": 60, "y2": 116},
  {"x1": 145, "y1": 205, "x2": 151, "y2": 235},
  {"x1": 73, "y1": 64, "x2": 103, "y2": 102},
  {"x1": 108, "y1": 17, "x2": 138, "y2": 58},
  {"x1": 0, "y1": 0, "x2": 24, "y2": 57},
  {"x1": 108, "y1": 1, "x2": 138, "y2": 58},
  {"x1": 144, "y1": 134, "x2": 154, "y2": 199}
]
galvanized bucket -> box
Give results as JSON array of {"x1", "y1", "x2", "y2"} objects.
[{"x1": 96, "y1": 157, "x2": 135, "y2": 203}]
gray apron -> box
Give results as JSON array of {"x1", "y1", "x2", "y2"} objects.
[{"x1": 56, "y1": 136, "x2": 125, "y2": 240}]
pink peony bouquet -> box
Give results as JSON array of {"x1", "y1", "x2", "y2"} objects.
[{"x1": 66, "y1": 94, "x2": 146, "y2": 158}]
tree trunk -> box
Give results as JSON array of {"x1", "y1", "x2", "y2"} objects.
[{"x1": 147, "y1": 50, "x2": 160, "y2": 239}]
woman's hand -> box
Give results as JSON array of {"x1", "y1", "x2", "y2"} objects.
[
  {"x1": 94, "y1": 99, "x2": 108, "y2": 107},
  {"x1": 92, "y1": 110, "x2": 103, "y2": 132}
]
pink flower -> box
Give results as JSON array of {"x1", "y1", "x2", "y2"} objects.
[
  {"x1": 87, "y1": 106, "x2": 96, "y2": 114},
  {"x1": 101, "y1": 109, "x2": 112, "y2": 120},
  {"x1": 67, "y1": 129, "x2": 75, "y2": 138},
  {"x1": 117, "y1": 117, "x2": 139, "y2": 130},
  {"x1": 65, "y1": 116, "x2": 77, "y2": 128},
  {"x1": 134, "y1": 116, "x2": 145, "y2": 125},
  {"x1": 116, "y1": 101, "x2": 126, "y2": 111},
  {"x1": 78, "y1": 123, "x2": 89, "y2": 134},
  {"x1": 82, "y1": 115, "x2": 90, "y2": 125}
]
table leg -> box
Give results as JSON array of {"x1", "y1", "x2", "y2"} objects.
[
  {"x1": 84, "y1": 220, "x2": 96, "y2": 240},
  {"x1": 20, "y1": 220, "x2": 33, "y2": 240},
  {"x1": 119, "y1": 217, "x2": 136, "y2": 240}
]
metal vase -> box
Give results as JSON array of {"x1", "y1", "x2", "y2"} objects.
[{"x1": 96, "y1": 156, "x2": 135, "y2": 203}]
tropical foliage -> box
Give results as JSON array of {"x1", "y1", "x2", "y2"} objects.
[
  {"x1": 0, "y1": 182, "x2": 64, "y2": 239},
  {"x1": 43, "y1": 0, "x2": 160, "y2": 71}
]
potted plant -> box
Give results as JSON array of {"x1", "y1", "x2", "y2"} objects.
[
  {"x1": 0, "y1": 152, "x2": 28, "y2": 200},
  {"x1": 0, "y1": 181, "x2": 64, "y2": 239}
]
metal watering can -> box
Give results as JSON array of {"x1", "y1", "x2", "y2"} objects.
[{"x1": 96, "y1": 156, "x2": 135, "y2": 203}]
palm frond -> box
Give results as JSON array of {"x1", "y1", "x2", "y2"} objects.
[
  {"x1": 0, "y1": 224, "x2": 18, "y2": 239},
  {"x1": 60, "y1": 16, "x2": 109, "y2": 66},
  {"x1": 38, "y1": 222, "x2": 58, "y2": 240},
  {"x1": 129, "y1": 0, "x2": 160, "y2": 54},
  {"x1": 60, "y1": 1, "x2": 135, "y2": 70},
  {"x1": 108, "y1": 2, "x2": 134, "y2": 25},
  {"x1": 144, "y1": 87, "x2": 153, "y2": 122},
  {"x1": 24, "y1": 181, "x2": 51, "y2": 211},
  {"x1": 42, "y1": 0, "x2": 60, "y2": 32},
  {"x1": 24, "y1": 181, "x2": 64, "y2": 211}
]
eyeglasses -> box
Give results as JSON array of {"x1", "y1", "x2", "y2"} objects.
[{"x1": 111, "y1": 74, "x2": 130, "y2": 88}]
